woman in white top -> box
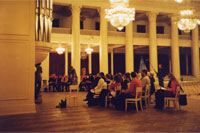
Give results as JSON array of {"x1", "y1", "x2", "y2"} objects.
[{"x1": 92, "y1": 72, "x2": 107, "y2": 95}]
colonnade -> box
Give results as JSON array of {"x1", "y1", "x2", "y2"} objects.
[{"x1": 42, "y1": 5, "x2": 200, "y2": 82}]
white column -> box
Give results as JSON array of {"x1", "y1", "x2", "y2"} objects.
[
  {"x1": 192, "y1": 26, "x2": 199, "y2": 78},
  {"x1": 41, "y1": 53, "x2": 49, "y2": 80},
  {"x1": 88, "y1": 54, "x2": 92, "y2": 74},
  {"x1": 71, "y1": 5, "x2": 81, "y2": 83},
  {"x1": 111, "y1": 49, "x2": 114, "y2": 75},
  {"x1": 125, "y1": 21, "x2": 134, "y2": 73},
  {"x1": 99, "y1": 8, "x2": 108, "y2": 74},
  {"x1": 171, "y1": 16, "x2": 180, "y2": 80},
  {"x1": 65, "y1": 48, "x2": 68, "y2": 75},
  {"x1": 0, "y1": 0, "x2": 35, "y2": 115},
  {"x1": 147, "y1": 12, "x2": 158, "y2": 73}
]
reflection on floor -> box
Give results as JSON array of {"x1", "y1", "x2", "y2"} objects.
[{"x1": 0, "y1": 92, "x2": 200, "y2": 132}]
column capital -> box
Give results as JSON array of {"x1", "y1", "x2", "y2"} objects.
[
  {"x1": 168, "y1": 14, "x2": 178, "y2": 24},
  {"x1": 97, "y1": 7, "x2": 107, "y2": 16},
  {"x1": 146, "y1": 12, "x2": 158, "y2": 22},
  {"x1": 71, "y1": 4, "x2": 82, "y2": 13}
]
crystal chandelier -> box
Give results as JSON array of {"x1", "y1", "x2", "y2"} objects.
[
  {"x1": 177, "y1": 9, "x2": 200, "y2": 33},
  {"x1": 56, "y1": 47, "x2": 65, "y2": 55},
  {"x1": 105, "y1": 0, "x2": 135, "y2": 31},
  {"x1": 85, "y1": 47, "x2": 93, "y2": 54},
  {"x1": 175, "y1": 0, "x2": 183, "y2": 3}
]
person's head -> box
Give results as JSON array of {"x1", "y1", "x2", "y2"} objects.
[
  {"x1": 96, "y1": 73, "x2": 100, "y2": 77},
  {"x1": 131, "y1": 72, "x2": 137, "y2": 78},
  {"x1": 114, "y1": 74, "x2": 121, "y2": 83},
  {"x1": 141, "y1": 69, "x2": 148, "y2": 77},
  {"x1": 168, "y1": 73, "x2": 180, "y2": 85},
  {"x1": 159, "y1": 64, "x2": 162, "y2": 69},
  {"x1": 106, "y1": 74, "x2": 112, "y2": 80},
  {"x1": 168, "y1": 73, "x2": 176, "y2": 81},
  {"x1": 99, "y1": 72, "x2": 105, "y2": 78},
  {"x1": 125, "y1": 73, "x2": 131, "y2": 80}
]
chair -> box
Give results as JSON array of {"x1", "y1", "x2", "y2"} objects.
[
  {"x1": 69, "y1": 85, "x2": 79, "y2": 93},
  {"x1": 164, "y1": 87, "x2": 181, "y2": 110},
  {"x1": 125, "y1": 87, "x2": 143, "y2": 112},
  {"x1": 68, "y1": 85, "x2": 79, "y2": 107},
  {"x1": 141, "y1": 85, "x2": 150, "y2": 108},
  {"x1": 105, "y1": 86, "x2": 121, "y2": 107}
]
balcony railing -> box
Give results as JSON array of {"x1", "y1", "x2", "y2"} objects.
[
  {"x1": 52, "y1": 27, "x2": 71, "y2": 34},
  {"x1": 80, "y1": 30, "x2": 100, "y2": 36},
  {"x1": 108, "y1": 31, "x2": 125, "y2": 36},
  {"x1": 52, "y1": 28, "x2": 194, "y2": 41},
  {"x1": 133, "y1": 33, "x2": 149, "y2": 38},
  {"x1": 179, "y1": 35, "x2": 192, "y2": 40},
  {"x1": 157, "y1": 34, "x2": 170, "y2": 39}
]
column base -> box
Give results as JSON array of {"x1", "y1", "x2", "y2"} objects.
[{"x1": 0, "y1": 100, "x2": 36, "y2": 116}]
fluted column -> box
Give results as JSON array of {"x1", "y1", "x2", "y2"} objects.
[
  {"x1": 65, "y1": 48, "x2": 68, "y2": 75},
  {"x1": 41, "y1": 53, "x2": 49, "y2": 81},
  {"x1": 72, "y1": 5, "x2": 81, "y2": 82},
  {"x1": 192, "y1": 26, "x2": 199, "y2": 78},
  {"x1": 99, "y1": 8, "x2": 108, "y2": 74},
  {"x1": 88, "y1": 54, "x2": 92, "y2": 74},
  {"x1": 147, "y1": 12, "x2": 158, "y2": 73},
  {"x1": 111, "y1": 49, "x2": 114, "y2": 75},
  {"x1": 171, "y1": 16, "x2": 180, "y2": 80},
  {"x1": 125, "y1": 22, "x2": 134, "y2": 73}
]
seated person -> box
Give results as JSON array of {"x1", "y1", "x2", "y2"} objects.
[
  {"x1": 91, "y1": 72, "x2": 107, "y2": 95},
  {"x1": 61, "y1": 75, "x2": 68, "y2": 92},
  {"x1": 49, "y1": 74, "x2": 56, "y2": 92},
  {"x1": 79, "y1": 75, "x2": 87, "y2": 91},
  {"x1": 105, "y1": 74, "x2": 113, "y2": 84},
  {"x1": 85, "y1": 74, "x2": 94, "y2": 91},
  {"x1": 121, "y1": 73, "x2": 131, "y2": 90},
  {"x1": 155, "y1": 73, "x2": 180, "y2": 109},
  {"x1": 84, "y1": 72, "x2": 107, "y2": 106},
  {"x1": 141, "y1": 69, "x2": 150, "y2": 95},
  {"x1": 56, "y1": 75, "x2": 62, "y2": 92},
  {"x1": 112, "y1": 72, "x2": 142, "y2": 110},
  {"x1": 109, "y1": 74, "x2": 121, "y2": 97}
]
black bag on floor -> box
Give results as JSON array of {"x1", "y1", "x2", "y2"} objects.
[{"x1": 179, "y1": 87, "x2": 187, "y2": 106}]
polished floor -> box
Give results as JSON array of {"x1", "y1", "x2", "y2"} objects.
[{"x1": 0, "y1": 92, "x2": 200, "y2": 132}]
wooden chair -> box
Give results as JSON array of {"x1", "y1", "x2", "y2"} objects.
[
  {"x1": 105, "y1": 86, "x2": 121, "y2": 107},
  {"x1": 141, "y1": 85, "x2": 150, "y2": 108},
  {"x1": 69, "y1": 85, "x2": 79, "y2": 93},
  {"x1": 125, "y1": 87, "x2": 143, "y2": 112},
  {"x1": 164, "y1": 87, "x2": 181, "y2": 110}
]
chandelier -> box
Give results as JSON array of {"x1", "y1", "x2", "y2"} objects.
[
  {"x1": 175, "y1": 0, "x2": 183, "y2": 3},
  {"x1": 177, "y1": 9, "x2": 200, "y2": 33},
  {"x1": 105, "y1": 0, "x2": 135, "y2": 31},
  {"x1": 85, "y1": 47, "x2": 93, "y2": 54},
  {"x1": 56, "y1": 47, "x2": 65, "y2": 55}
]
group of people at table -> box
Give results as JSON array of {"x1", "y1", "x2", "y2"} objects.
[{"x1": 83, "y1": 70, "x2": 180, "y2": 110}]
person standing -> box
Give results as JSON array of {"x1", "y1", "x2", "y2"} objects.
[
  {"x1": 157, "y1": 64, "x2": 165, "y2": 87},
  {"x1": 35, "y1": 63, "x2": 42, "y2": 101}
]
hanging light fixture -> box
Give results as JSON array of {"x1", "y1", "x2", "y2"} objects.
[
  {"x1": 175, "y1": 0, "x2": 183, "y2": 3},
  {"x1": 85, "y1": 47, "x2": 93, "y2": 54},
  {"x1": 177, "y1": 9, "x2": 200, "y2": 33},
  {"x1": 56, "y1": 47, "x2": 65, "y2": 55},
  {"x1": 105, "y1": 0, "x2": 135, "y2": 31}
]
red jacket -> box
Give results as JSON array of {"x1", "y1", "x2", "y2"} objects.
[{"x1": 124, "y1": 78, "x2": 142, "y2": 96}]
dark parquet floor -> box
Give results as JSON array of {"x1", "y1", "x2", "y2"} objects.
[{"x1": 0, "y1": 92, "x2": 200, "y2": 132}]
